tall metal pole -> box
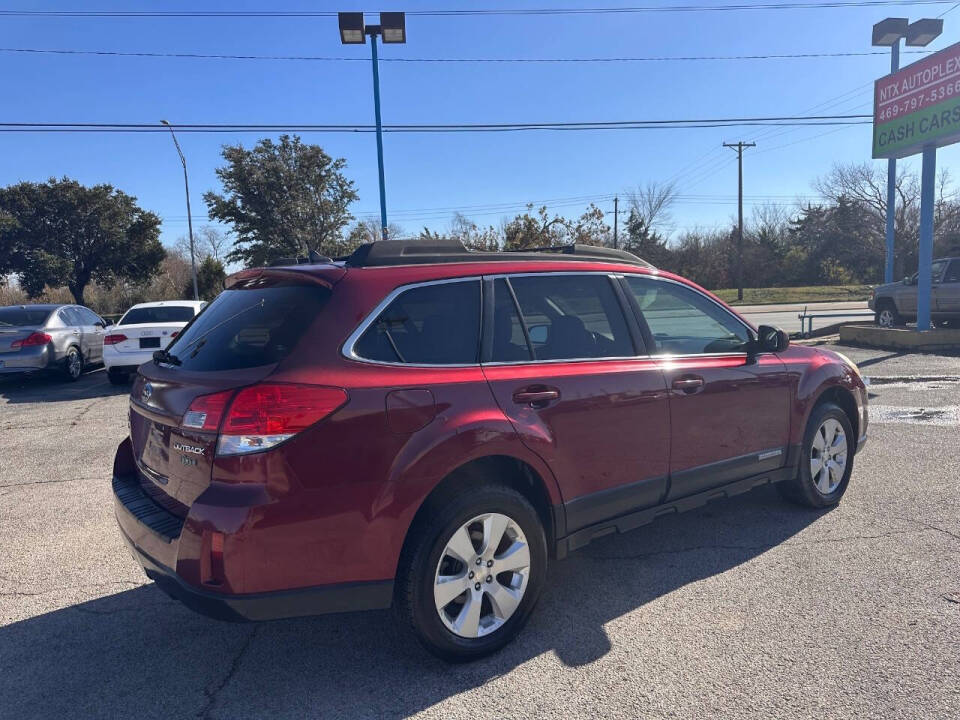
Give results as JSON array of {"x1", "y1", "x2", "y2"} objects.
[
  {"x1": 917, "y1": 144, "x2": 936, "y2": 331},
  {"x1": 724, "y1": 141, "x2": 755, "y2": 301},
  {"x1": 162, "y1": 121, "x2": 199, "y2": 301},
  {"x1": 370, "y1": 34, "x2": 389, "y2": 240},
  {"x1": 884, "y1": 40, "x2": 900, "y2": 284},
  {"x1": 613, "y1": 196, "x2": 619, "y2": 248}
]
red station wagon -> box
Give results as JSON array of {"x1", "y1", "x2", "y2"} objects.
[{"x1": 112, "y1": 240, "x2": 868, "y2": 661}]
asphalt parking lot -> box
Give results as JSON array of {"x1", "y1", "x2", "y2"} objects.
[{"x1": 1, "y1": 346, "x2": 958, "y2": 720}]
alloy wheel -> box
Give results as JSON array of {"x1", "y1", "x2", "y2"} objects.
[
  {"x1": 878, "y1": 309, "x2": 895, "y2": 328},
  {"x1": 810, "y1": 418, "x2": 847, "y2": 495},
  {"x1": 68, "y1": 350, "x2": 82, "y2": 379},
  {"x1": 433, "y1": 512, "x2": 531, "y2": 639}
]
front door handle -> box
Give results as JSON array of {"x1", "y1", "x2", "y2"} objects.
[
  {"x1": 672, "y1": 376, "x2": 704, "y2": 394},
  {"x1": 513, "y1": 387, "x2": 560, "y2": 406}
]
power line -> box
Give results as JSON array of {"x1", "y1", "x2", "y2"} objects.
[
  {"x1": 0, "y1": 47, "x2": 934, "y2": 63},
  {"x1": 0, "y1": 2, "x2": 952, "y2": 18},
  {"x1": 0, "y1": 115, "x2": 871, "y2": 134}
]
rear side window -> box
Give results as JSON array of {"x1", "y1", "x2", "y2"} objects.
[
  {"x1": 507, "y1": 274, "x2": 633, "y2": 361},
  {"x1": 0, "y1": 307, "x2": 52, "y2": 327},
  {"x1": 166, "y1": 284, "x2": 329, "y2": 371},
  {"x1": 353, "y1": 280, "x2": 481, "y2": 364},
  {"x1": 626, "y1": 277, "x2": 750, "y2": 355},
  {"x1": 120, "y1": 305, "x2": 197, "y2": 325}
]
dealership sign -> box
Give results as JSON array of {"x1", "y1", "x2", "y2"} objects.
[{"x1": 873, "y1": 41, "x2": 960, "y2": 159}]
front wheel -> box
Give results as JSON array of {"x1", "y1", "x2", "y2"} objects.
[
  {"x1": 875, "y1": 302, "x2": 902, "y2": 328},
  {"x1": 395, "y1": 483, "x2": 547, "y2": 662},
  {"x1": 778, "y1": 402, "x2": 854, "y2": 508}
]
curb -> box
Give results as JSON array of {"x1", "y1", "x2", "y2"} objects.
[{"x1": 838, "y1": 323, "x2": 960, "y2": 354}]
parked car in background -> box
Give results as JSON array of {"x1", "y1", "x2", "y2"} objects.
[
  {"x1": 112, "y1": 240, "x2": 868, "y2": 661},
  {"x1": 0, "y1": 303, "x2": 109, "y2": 380},
  {"x1": 869, "y1": 257, "x2": 960, "y2": 327},
  {"x1": 104, "y1": 300, "x2": 205, "y2": 385}
]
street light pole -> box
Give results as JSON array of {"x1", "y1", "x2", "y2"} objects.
[
  {"x1": 161, "y1": 120, "x2": 199, "y2": 301},
  {"x1": 370, "y1": 33, "x2": 388, "y2": 240},
  {"x1": 339, "y1": 12, "x2": 406, "y2": 243}
]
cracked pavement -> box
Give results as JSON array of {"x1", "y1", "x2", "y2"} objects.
[{"x1": 1, "y1": 347, "x2": 959, "y2": 719}]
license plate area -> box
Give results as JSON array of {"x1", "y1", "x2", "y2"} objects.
[{"x1": 139, "y1": 337, "x2": 161, "y2": 349}]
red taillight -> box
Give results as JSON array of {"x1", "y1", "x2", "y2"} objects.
[
  {"x1": 182, "y1": 389, "x2": 234, "y2": 431},
  {"x1": 217, "y1": 383, "x2": 347, "y2": 455},
  {"x1": 170, "y1": 331, "x2": 179, "y2": 339},
  {"x1": 103, "y1": 333, "x2": 128, "y2": 345},
  {"x1": 11, "y1": 332, "x2": 52, "y2": 349}
]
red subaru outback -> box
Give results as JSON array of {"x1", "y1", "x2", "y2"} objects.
[{"x1": 113, "y1": 240, "x2": 867, "y2": 661}]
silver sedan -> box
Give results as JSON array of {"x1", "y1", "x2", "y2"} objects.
[{"x1": 0, "y1": 304, "x2": 109, "y2": 381}]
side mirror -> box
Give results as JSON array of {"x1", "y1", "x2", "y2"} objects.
[
  {"x1": 755, "y1": 325, "x2": 789, "y2": 354},
  {"x1": 903, "y1": 275, "x2": 914, "y2": 285},
  {"x1": 527, "y1": 324, "x2": 548, "y2": 345}
]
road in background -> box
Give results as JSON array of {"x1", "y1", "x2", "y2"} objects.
[
  {"x1": 1, "y1": 352, "x2": 958, "y2": 719},
  {"x1": 735, "y1": 300, "x2": 871, "y2": 334}
]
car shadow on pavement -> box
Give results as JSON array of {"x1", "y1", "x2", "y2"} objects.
[
  {"x1": 0, "y1": 368, "x2": 129, "y2": 404},
  {"x1": 0, "y1": 485, "x2": 829, "y2": 719}
]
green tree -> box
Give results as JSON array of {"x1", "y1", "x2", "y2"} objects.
[
  {"x1": 204, "y1": 135, "x2": 359, "y2": 266},
  {"x1": 0, "y1": 177, "x2": 164, "y2": 305},
  {"x1": 187, "y1": 256, "x2": 226, "y2": 301},
  {"x1": 502, "y1": 205, "x2": 568, "y2": 250}
]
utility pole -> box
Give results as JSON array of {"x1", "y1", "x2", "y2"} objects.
[
  {"x1": 723, "y1": 141, "x2": 756, "y2": 301},
  {"x1": 161, "y1": 120, "x2": 199, "y2": 301},
  {"x1": 613, "y1": 196, "x2": 619, "y2": 248}
]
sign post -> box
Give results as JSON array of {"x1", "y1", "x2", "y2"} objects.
[{"x1": 873, "y1": 39, "x2": 960, "y2": 331}]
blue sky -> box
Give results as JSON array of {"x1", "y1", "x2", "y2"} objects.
[{"x1": 3, "y1": 0, "x2": 960, "y2": 251}]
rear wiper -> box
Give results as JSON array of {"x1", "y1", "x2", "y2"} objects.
[{"x1": 153, "y1": 349, "x2": 181, "y2": 366}]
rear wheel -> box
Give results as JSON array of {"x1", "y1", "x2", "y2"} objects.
[
  {"x1": 62, "y1": 347, "x2": 83, "y2": 381},
  {"x1": 107, "y1": 369, "x2": 129, "y2": 385},
  {"x1": 778, "y1": 401, "x2": 854, "y2": 508},
  {"x1": 395, "y1": 482, "x2": 547, "y2": 662},
  {"x1": 875, "y1": 301, "x2": 902, "y2": 328}
]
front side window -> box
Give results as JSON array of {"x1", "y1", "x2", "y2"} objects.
[
  {"x1": 505, "y1": 274, "x2": 633, "y2": 361},
  {"x1": 626, "y1": 277, "x2": 750, "y2": 355},
  {"x1": 353, "y1": 280, "x2": 481, "y2": 365},
  {"x1": 943, "y1": 260, "x2": 960, "y2": 283}
]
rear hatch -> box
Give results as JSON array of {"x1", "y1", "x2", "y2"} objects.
[{"x1": 128, "y1": 269, "x2": 341, "y2": 516}]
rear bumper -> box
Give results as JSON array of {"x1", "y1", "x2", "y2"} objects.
[
  {"x1": 0, "y1": 345, "x2": 54, "y2": 373},
  {"x1": 112, "y1": 463, "x2": 394, "y2": 621},
  {"x1": 103, "y1": 346, "x2": 152, "y2": 371}
]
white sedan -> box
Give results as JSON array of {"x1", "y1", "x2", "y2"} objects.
[{"x1": 103, "y1": 300, "x2": 205, "y2": 384}]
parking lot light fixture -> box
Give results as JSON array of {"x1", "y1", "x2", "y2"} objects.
[
  {"x1": 872, "y1": 17, "x2": 908, "y2": 46},
  {"x1": 905, "y1": 18, "x2": 944, "y2": 47},
  {"x1": 338, "y1": 11, "x2": 406, "y2": 241},
  {"x1": 160, "y1": 119, "x2": 199, "y2": 302}
]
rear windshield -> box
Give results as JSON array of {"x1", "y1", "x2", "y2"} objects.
[
  {"x1": 119, "y1": 305, "x2": 196, "y2": 325},
  {"x1": 165, "y1": 284, "x2": 329, "y2": 371},
  {"x1": 0, "y1": 307, "x2": 52, "y2": 327}
]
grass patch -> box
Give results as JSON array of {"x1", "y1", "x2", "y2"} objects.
[{"x1": 713, "y1": 285, "x2": 873, "y2": 306}]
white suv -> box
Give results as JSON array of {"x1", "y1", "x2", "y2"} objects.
[{"x1": 103, "y1": 301, "x2": 205, "y2": 384}]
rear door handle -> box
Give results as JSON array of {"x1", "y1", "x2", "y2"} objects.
[
  {"x1": 513, "y1": 388, "x2": 560, "y2": 406},
  {"x1": 671, "y1": 376, "x2": 704, "y2": 394}
]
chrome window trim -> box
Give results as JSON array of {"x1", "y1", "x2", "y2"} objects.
[
  {"x1": 341, "y1": 269, "x2": 764, "y2": 369},
  {"x1": 341, "y1": 276, "x2": 484, "y2": 368}
]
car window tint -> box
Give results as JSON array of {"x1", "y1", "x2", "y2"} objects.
[
  {"x1": 354, "y1": 280, "x2": 481, "y2": 364},
  {"x1": 508, "y1": 274, "x2": 633, "y2": 361},
  {"x1": 943, "y1": 260, "x2": 960, "y2": 283},
  {"x1": 491, "y1": 278, "x2": 532, "y2": 362},
  {"x1": 166, "y1": 283, "x2": 330, "y2": 371},
  {"x1": 120, "y1": 305, "x2": 197, "y2": 325},
  {"x1": 627, "y1": 277, "x2": 750, "y2": 355},
  {"x1": 0, "y1": 307, "x2": 52, "y2": 327}
]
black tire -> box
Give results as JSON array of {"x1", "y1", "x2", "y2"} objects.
[
  {"x1": 394, "y1": 480, "x2": 547, "y2": 662},
  {"x1": 778, "y1": 401, "x2": 855, "y2": 508},
  {"x1": 875, "y1": 300, "x2": 902, "y2": 328},
  {"x1": 107, "y1": 369, "x2": 128, "y2": 386},
  {"x1": 62, "y1": 346, "x2": 83, "y2": 381}
]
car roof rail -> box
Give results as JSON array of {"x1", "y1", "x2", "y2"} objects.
[{"x1": 343, "y1": 239, "x2": 653, "y2": 269}]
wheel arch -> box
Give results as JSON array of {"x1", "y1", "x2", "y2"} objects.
[{"x1": 807, "y1": 384, "x2": 860, "y2": 442}]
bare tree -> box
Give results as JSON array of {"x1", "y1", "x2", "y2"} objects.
[{"x1": 625, "y1": 181, "x2": 679, "y2": 236}]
